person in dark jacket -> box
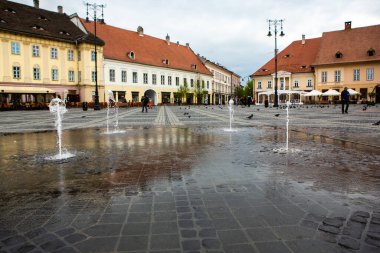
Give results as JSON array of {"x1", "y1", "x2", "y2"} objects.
[
  {"x1": 341, "y1": 87, "x2": 350, "y2": 114},
  {"x1": 142, "y1": 95, "x2": 149, "y2": 113}
]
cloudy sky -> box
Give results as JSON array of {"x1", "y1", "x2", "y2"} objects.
[{"x1": 13, "y1": 0, "x2": 380, "y2": 81}]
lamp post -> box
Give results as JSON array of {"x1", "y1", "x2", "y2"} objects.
[
  {"x1": 85, "y1": 3, "x2": 105, "y2": 110},
  {"x1": 267, "y1": 19, "x2": 284, "y2": 107}
]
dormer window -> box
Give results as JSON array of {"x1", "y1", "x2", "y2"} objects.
[
  {"x1": 191, "y1": 64, "x2": 197, "y2": 70},
  {"x1": 4, "y1": 8, "x2": 16, "y2": 14},
  {"x1": 284, "y1": 54, "x2": 290, "y2": 58},
  {"x1": 301, "y1": 65, "x2": 307, "y2": 69},
  {"x1": 335, "y1": 51, "x2": 343, "y2": 59},
  {"x1": 367, "y1": 48, "x2": 375, "y2": 57},
  {"x1": 128, "y1": 51, "x2": 135, "y2": 60},
  {"x1": 32, "y1": 25, "x2": 44, "y2": 31},
  {"x1": 261, "y1": 68, "x2": 268, "y2": 72},
  {"x1": 59, "y1": 30, "x2": 70, "y2": 36},
  {"x1": 162, "y1": 59, "x2": 169, "y2": 65},
  {"x1": 38, "y1": 16, "x2": 48, "y2": 21}
]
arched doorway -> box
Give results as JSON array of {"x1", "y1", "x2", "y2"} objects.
[{"x1": 144, "y1": 89, "x2": 157, "y2": 105}]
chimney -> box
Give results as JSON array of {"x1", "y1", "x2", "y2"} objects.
[
  {"x1": 137, "y1": 26, "x2": 144, "y2": 36},
  {"x1": 186, "y1": 43, "x2": 190, "y2": 48},
  {"x1": 345, "y1": 21, "x2": 352, "y2": 30},
  {"x1": 301, "y1": 34, "x2": 305, "y2": 45},
  {"x1": 33, "y1": 0, "x2": 39, "y2": 8},
  {"x1": 165, "y1": 34, "x2": 170, "y2": 45},
  {"x1": 57, "y1": 6, "x2": 63, "y2": 14}
]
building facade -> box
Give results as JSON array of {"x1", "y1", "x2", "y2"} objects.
[
  {"x1": 77, "y1": 18, "x2": 213, "y2": 105},
  {"x1": 200, "y1": 56, "x2": 241, "y2": 105},
  {"x1": 252, "y1": 36, "x2": 321, "y2": 104},
  {"x1": 0, "y1": 0, "x2": 105, "y2": 108},
  {"x1": 313, "y1": 22, "x2": 380, "y2": 103},
  {"x1": 252, "y1": 22, "x2": 380, "y2": 104}
]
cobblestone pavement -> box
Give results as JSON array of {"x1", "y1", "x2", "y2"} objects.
[{"x1": 0, "y1": 104, "x2": 379, "y2": 253}]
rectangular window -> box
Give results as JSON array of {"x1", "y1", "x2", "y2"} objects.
[
  {"x1": 91, "y1": 51, "x2": 96, "y2": 61},
  {"x1": 258, "y1": 81, "x2": 262, "y2": 89},
  {"x1": 321, "y1": 71, "x2": 327, "y2": 83},
  {"x1": 152, "y1": 74, "x2": 157, "y2": 84},
  {"x1": 132, "y1": 92, "x2": 139, "y2": 102},
  {"x1": 184, "y1": 78, "x2": 187, "y2": 86},
  {"x1": 121, "y1": 70, "x2": 127, "y2": 82},
  {"x1": 78, "y1": 71, "x2": 82, "y2": 82},
  {"x1": 267, "y1": 81, "x2": 272, "y2": 88},
  {"x1": 280, "y1": 80, "x2": 284, "y2": 89},
  {"x1": 13, "y1": 66, "x2": 21, "y2": 79},
  {"x1": 51, "y1": 69, "x2": 58, "y2": 81},
  {"x1": 353, "y1": 69, "x2": 360, "y2": 81},
  {"x1": 68, "y1": 70, "x2": 74, "y2": 82},
  {"x1": 334, "y1": 70, "x2": 341, "y2": 82},
  {"x1": 133, "y1": 72, "x2": 138, "y2": 83},
  {"x1": 207, "y1": 81, "x2": 209, "y2": 89},
  {"x1": 161, "y1": 75, "x2": 165, "y2": 85},
  {"x1": 294, "y1": 80, "x2": 299, "y2": 87},
  {"x1": 109, "y1": 69, "x2": 115, "y2": 82},
  {"x1": 176, "y1": 77, "x2": 179, "y2": 86},
  {"x1": 67, "y1": 49, "x2": 74, "y2": 61},
  {"x1": 11, "y1": 42, "x2": 20, "y2": 55},
  {"x1": 143, "y1": 73, "x2": 148, "y2": 84},
  {"x1": 92, "y1": 71, "x2": 96, "y2": 82},
  {"x1": 32, "y1": 45, "x2": 39, "y2": 57},
  {"x1": 78, "y1": 51, "x2": 81, "y2": 61},
  {"x1": 33, "y1": 67, "x2": 40, "y2": 80},
  {"x1": 51, "y1": 48, "x2": 58, "y2": 59},
  {"x1": 190, "y1": 79, "x2": 194, "y2": 87},
  {"x1": 366, "y1": 68, "x2": 374, "y2": 81},
  {"x1": 202, "y1": 80, "x2": 205, "y2": 88},
  {"x1": 168, "y1": 76, "x2": 172, "y2": 86},
  {"x1": 307, "y1": 79, "x2": 312, "y2": 87}
]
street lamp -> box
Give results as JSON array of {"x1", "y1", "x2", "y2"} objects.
[
  {"x1": 267, "y1": 19, "x2": 284, "y2": 107},
  {"x1": 85, "y1": 2, "x2": 105, "y2": 110}
]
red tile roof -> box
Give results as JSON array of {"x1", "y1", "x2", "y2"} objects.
[
  {"x1": 252, "y1": 37, "x2": 321, "y2": 77},
  {"x1": 0, "y1": 0, "x2": 103, "y2": 45},
  {"x1": 313, "y1": 24, "x2": 380, "y2": 66},
  {"x1": 82, "y1": 20, "x2": 212, "y2": 76}
]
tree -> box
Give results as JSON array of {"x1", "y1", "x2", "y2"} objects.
[
  {"x1": 244, "y1": 79, "x2": 253, "y2": 98},
  {"x1": 234, "y1": 86, "x2": 244, "y2": 98},
  {"x1": 177, "y1": 81, "x2": 189, "y2": 104},
  {"x1": 193, "y1": 78, "x2": 208, "y2": 104}
]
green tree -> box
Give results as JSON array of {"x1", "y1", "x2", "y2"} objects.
[
  {"x1": 244, "y1": 79, "x2": 253, "y2": 97},
  {"x1": 177, "y1": 81, "x2": 189, "y2": 104},
  {"x1": 193, "y1": 78, "x2": 208, "y2": 104},
  {"x1": 234, "y1": 86, "x2": 244, "y2": 98}
]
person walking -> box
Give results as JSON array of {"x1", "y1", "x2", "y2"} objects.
[
  {"x1": 341, "y1": 87, "x2": 350, "y2": 114},
  {"x1": 143, "y1": 95, "x2": 149, "y2": 113}
]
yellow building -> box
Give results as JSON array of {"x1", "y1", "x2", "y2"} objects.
[
  {"x1": 313, "y1": 22, "x2": 380, "y2": 103},
  {"x1": 0, "y1": 0, "x2": 105, "y2": 109}
]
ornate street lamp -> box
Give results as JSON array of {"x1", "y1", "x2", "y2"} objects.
[
  {"x1": 85, "y1": 3, "x2": 105, "y2": 110},
  {"x1": 267, "y1": 19, "x2": 284, "y2": 107}
]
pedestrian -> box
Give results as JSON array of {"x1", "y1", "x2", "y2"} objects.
[
  {"x1": 143, "y1": 95, "x2": 149, "y2": 113},
  {"x1": 341, "y1": 87, "x2": 350, "y2": 114}
]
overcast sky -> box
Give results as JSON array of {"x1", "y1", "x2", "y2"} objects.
[{"x1": 13, "y1": 0, "x2": 380, "y2": 81}]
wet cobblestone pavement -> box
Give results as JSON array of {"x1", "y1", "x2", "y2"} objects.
[{"x1": 0, "y1": 105, "x2": 380, "y2": 252}]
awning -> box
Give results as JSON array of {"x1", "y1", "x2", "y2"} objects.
[{"x1": 0, "y1": 86, "x2": 56, "y2": 94}]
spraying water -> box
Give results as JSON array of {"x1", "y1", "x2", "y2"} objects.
[
  {"x1": 285, "y1": 100, "x2": 290, "y2": 151},
  {"x1": 224, "y1": 98, "x2": 237, "y2": 132},
  {"x1": 47, "y1": 98, "x2": 74, "y2": 160},
  {"x1": 105, "y1": 90, "x2": 125, "y2": 134}
]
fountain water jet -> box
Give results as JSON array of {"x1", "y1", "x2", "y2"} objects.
[
  {"x1": 224, "y1": 98, "x2": 237, "y2": 132},
  {"x1": 105, "y1": 90, "x2": 125, "y2": 134},
  {"x1": 47, "y1": 98, "x2": 74, "y2": 160}
]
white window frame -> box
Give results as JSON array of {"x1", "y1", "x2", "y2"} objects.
[
  {"x1": 91, "y1": 71, "x2": 96, "y2": 82},
  {"x1": 32, "y1": 45, "x2": 40, "y2": 57},
  {"x1": 334, "y1": 70, "x2": 341, "y2": 82},
  {"x1": 33, "y1": 67, "x2": 40, "y2": 80},
  {"x1": 258, "y1": 81, "x2": 262, "y2": 89},
  {"x1": 11, "y1": 42, "x2": 20, "y2": 55},
  {"x1": 67, "y1": 49, "x2": 74, "y2": 61},
  {"x1": 366, "y1": 68, "x2": 374, "y2": 81},
  {"x1": 91, "y1": 51, "x2": 96, "y2": 61},
  {"x1": 143, "y1": 73, "x2": 148, "y2": 84},
  {"x1": 152, "y1": 74, "x2": 157, "y2": 85},
  {"x1": 307, "y1": 79, "x2": 312, "y2": 87},
  {"x1": 51, "y1": 68, "x2": 58, "y2": 81},
  {"x1": 168, "y1": 76, "x2": 172, "y2": 86},
  {"x1": 294, "y1": 80, "x2": 299, "y2": 88},
  {"x1": 121, "y1": 70, "x2": 127, "y2": 82},
  {"x1": 133, "y1": 72, "x2": 138, "y2": 83},
  {"x1": 68, "y1": 70, "x2": 74, "y2": 82},
  {"x1": 267, "y1": 80, "x2": 272, "y2": 88},
  {"x1": 51, "y1": 48, "x2": 58, "y2": 59},
  {"x1": 321, "y1": 71, "x2": 327, "y2": 83},
  {"x1": 176, "y1": 77, "x2": 180, "y2": 86},
  {"x1": 161, "y1": 75, "x2": 165, "y2": 85},
  {"x1": 109, "y1": 69, "x2": 115, "y2": 82},
  {"x1": 353, "y1": 69, "x2": 360, "y2": 81},
  {"x1": 13, "y1": 66, "x2": 21, "y2": 79}
]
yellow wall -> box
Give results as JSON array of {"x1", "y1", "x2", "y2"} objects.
[
  {"x1": 0, "y1": 32, "x2": 105, "y2": 102},
  {"x1": 315, "y1": 62, "x2": 380, "y2": 99}
]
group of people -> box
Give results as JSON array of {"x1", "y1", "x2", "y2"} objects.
[{"x1": 141, "y1": 95, "x2": 150, "y2": 113}]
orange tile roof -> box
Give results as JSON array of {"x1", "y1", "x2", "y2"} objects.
[
  {"x1": 252, "y1": 37, "x2": 321, "y2": 77},
  {"x1": 313, "y1": 24, "x2": 380, "y2": 66},
  {"x1": 81, "y1": 20, "x2": 212, "y2": 76}
]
